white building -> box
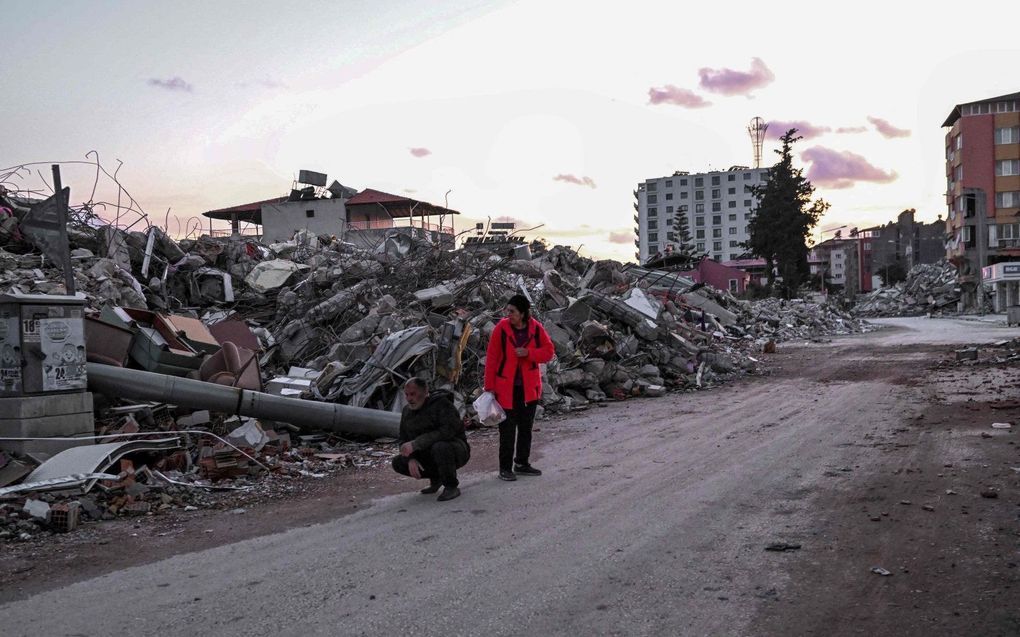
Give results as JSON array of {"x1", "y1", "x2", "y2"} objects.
[{"x1": 633, "y1": 166, "x2": 769, "y2": 264}]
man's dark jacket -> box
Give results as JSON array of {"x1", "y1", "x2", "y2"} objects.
[{"x1": 399, "y1": 392, "x2": 469, "y2": 453}]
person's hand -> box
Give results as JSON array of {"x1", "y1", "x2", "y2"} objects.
[
  {"x1": 515, "y1": 347, "x2": 528, "y2": 357},
  {"x1": 408, "y1": 458, "x2": 423, "y2": 479},
  {"x1": 399, "y1": 442, "x2": 414, "y2": 457}
]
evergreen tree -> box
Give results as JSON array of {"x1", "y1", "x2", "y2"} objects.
[
  {"x1": 671, "y1": 205, "x2": 700, "y2": 268},
  {"x1": 744, "y1": 129, "x2": 829, "y2": 298}
]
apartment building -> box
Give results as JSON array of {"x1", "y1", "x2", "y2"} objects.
[
  {"x1": 943, "y1": 91, "x2": 1020, "y2": 281},
  {"x1": 633, "y1": 166, "x2": 769, "y2": 264}
]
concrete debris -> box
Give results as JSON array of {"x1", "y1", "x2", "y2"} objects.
[
  {"x1": 854, "y1": 260, "x2": 964, "y2": 317},
  {"x1": 0, "y1": 188, "x2": 875, "y2": 542}
]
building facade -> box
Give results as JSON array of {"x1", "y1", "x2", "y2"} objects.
[
  {"x1": 943, "y1": 91, "x2": 1020, "y2": 307},
  {"x1": 633, "y1": 166, "x2": 769, "y2": 264},
  {"x1": 861, "y1": 208, "x2": 944, "y2": 284}
]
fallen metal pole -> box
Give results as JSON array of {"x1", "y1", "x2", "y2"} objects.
[{"x1": 86, "y1": 363, "x2": 400, "y2": 438}]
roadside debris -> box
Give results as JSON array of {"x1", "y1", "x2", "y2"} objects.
[
  {"x1": 870, "y1": 567, "x2": 893, "y2": 576},
  {"x1": 764, "y1": 542, "x2": 802, "y2": 552},
  {"x1": 854, "y1": 260, "x2": 963, "y2": 317}
]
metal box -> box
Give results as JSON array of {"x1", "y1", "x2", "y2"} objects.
[
  {"x1": 0, "y1": 293, "x2": 87, "y2": 396},
  {"x1": 1008, "y1": 305, "x2": 1020, "y2": 327}
]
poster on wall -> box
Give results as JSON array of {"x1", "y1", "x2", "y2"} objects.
[
  {"x1": 0, "y1": 315, "x2": 22, "y2": 394},
  {"x1": 40, "y1": 317, "x2": 87, "y2": 391}
]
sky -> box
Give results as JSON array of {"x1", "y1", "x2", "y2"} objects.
[{"x1": 3, "y1": 0, "x2": 1020, "y2": 262}]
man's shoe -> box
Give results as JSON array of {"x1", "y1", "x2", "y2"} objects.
[
  {"x1": 420, "y1": 481, "x2": 441, "y2": 494},
  {"x1": 437, "y1": 486, "x2": 461, "y2": 502},
  {"x1": 514, "y1": 464, "x2": 542, "y2": 476},
  {"x1": 498, "y1": 469, "x2": 517, "y2": 481}
]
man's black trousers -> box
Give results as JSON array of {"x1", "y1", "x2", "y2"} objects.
[
  {"x1": 392, "y1": 440, "x2": 470, "y2": 488},
  {"x1": 499, "y1": 384, "x2": 538, "y2": 472}
]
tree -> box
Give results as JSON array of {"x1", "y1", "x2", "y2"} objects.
[
  {"x1": 670, "y1": 204, "x2": 701, "y2": 268},
  {"x1": 744, "y1": 129, "x2": 829, "y2": 298}
]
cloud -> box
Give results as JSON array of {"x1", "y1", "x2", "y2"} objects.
[
  {"x1": 147, "y1": 76, "x2": 193, "y2": 92},
  {"x1": 698, "y1": 57, "x2": 774, "y2": 97},
  {"x1": 836, "y1": 126, "x2": 867, "y2": 134},
  {"x1": 409, "y1": 147, "x2": 432, "y2": 158},
  {"x1": 237, "y1": 78, "x2": 288, "y2": 89},
  {"x1": 867, "y1": 116, "x2": 911, "y2": 138},
  {"x1": 647, "y1": 85, "x2": 711, "y2": 108},
  {"x1": 765, "y1": 120, "x2": 831, "y2": 140},
  {"x1": 553, "y1": 174, "x2": 597, "y2": 189},
  {"x1": 608, "y1": 231, "x2": 633, "y2": 244},
  {"x1": 801, "y1": 146, "x2": 898, "y2": 189}
]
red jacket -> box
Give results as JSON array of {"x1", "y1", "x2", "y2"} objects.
[{"x1": 484, "y1": 317, "x2": 555, "y2": 409}]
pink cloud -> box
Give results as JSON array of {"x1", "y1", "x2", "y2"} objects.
[
  {"x1": 608, "y1": 231, "x2": 633, "y2": 244},
  {"x1": 867, "y1": 116, "x2": 911, "y2": 138},
  {"x1": 647, "y1": 85, "x2": 711, "y2": 108},
  {"x1": 765, "y1": 120, "x2": 831, "y2": 140},
  {"x1": 698, "y1": 57, "x2": 774, "y2": 97},
  {"x1": 836, "y1": 126, "x2": 867, "y2": 134},
  {"x1": 147, "y1": 76, "x2": 193, "y2": 92},
  {"x1": 801, "y1": 147, "x2": 898, "y2": 189},
  {"x1": 409, "y1": 147, "x2": 432, "y2": 157},
  {"x1": 553, "y1": 174, "x2": 597, "y2": 189}
]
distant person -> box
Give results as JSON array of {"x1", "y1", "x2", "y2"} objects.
[
  {"x1": 391, "y1": 377, "x2": 470, "y2": 502},
  {"x1": 484, "y1": 294, "x2": 555, "y2": 481}
]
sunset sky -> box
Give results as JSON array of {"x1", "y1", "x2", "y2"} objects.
[{"x1": 4, "y1": 0, "x2": 1020, "y2": 262}]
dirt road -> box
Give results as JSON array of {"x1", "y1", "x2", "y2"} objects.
[{"x1": 2, "y1": 317, "x2": 1019, "y2": 636}]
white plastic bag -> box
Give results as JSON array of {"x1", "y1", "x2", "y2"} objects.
[{"x1": 472, "y1": 391, "x2": 506, "y2": 427}]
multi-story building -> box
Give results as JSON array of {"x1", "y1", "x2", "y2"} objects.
[
  {"x1": 861, "y1": 208, "x2": 944, "y2": 281},
  {"x1": 633, "y1": 166, "x2": 769, "y2": 264},
  {"x1": 942, "y1": 91, "x2": 1020, "y2": 307}
]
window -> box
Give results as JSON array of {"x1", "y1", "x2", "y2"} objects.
[
  {"x1": 695, "y1": 203, "x2": 705, "y2": 213},
  {"x1": 648, "y1": 194, "x2": 658, "y2": 204},
  {"x1": 743, "y1": 173, "x2": 751, "y2": 180},
  {"x1": 728, "y1": 213, "x2": 737, "y2": 221},
  {"x1": 647, "y1": 182, "x2": 657, "y2": 191},
  {"x1": 760, "y1": 172, "x2": 768, "y2": 180},
  {"x1": 305, "y1": 209, "x2": 315, "y2": 218},
  {"x1": 696, "y1": 242, "x2": 705, "y2": 251},
  {"x1": 728, "y1": 174, "x2": 735, "y2": 182},
  {"x1": 712, "y1": 215, "x2": 721, "y2": 225},
  {"x1": 680, "y1": 191, "x2": 688, "y2": 199},
  {"x1": 729, "y1": 227, "x2": 737, "y2": 235},
  {"x1": 728, "y1": 201, "x2": 737, "y2": 209},
  {"x1": 666, "y1": 205, "x2": 674, "y2": 213},
  {"x1": 711, "y1": 176, "x2": 720, "y2": 185},
  {"x1": 648, "y1": 207, "x2": 657, "y2": 214},
  {"x1": 680, "y1": 178, "x2": 688, "y2": 186},
  {"x1": 695, "y1": 190, "x2": 704, "y2": 201},
  {"x1": 955, "y1": 134, "x2": 962, "y2": 150},
  {"x1": 648, "y1": 219, "x2": 658, "y2": 230},
  {"x1": 711, "y1": 189, "x2": 721, "y2": 199},
  {"x1": 665, "y1": 179, "x2": 673, "y2": 187},
  {"x1": 696, "y1": 229, "x2": 705, "y2": 239},
  {"x1": 713, "y1": 228, "x2": 722, "y2": 238},
  {"x1": 694, "y1": 177, "x2": 704, "y2": 187},
  {"x1": 995, "y1": 127, "x2": 1020, "y2": 144},
  {"x1": 713, "y1": 241, "x2": 722, "y2": 251},
  {"x1": 997, "y1": 191, "x2": 1020, "y2": 208},
  {"x1": 648, "y1": 232, "x2": 658, "y2": 242},
  {"x1": 729, "y1": 240, "x2": 739, "y2": 247},
  {"x1": 728, "y1": 279, "x2": 738, "y2": 292},
  {"x1": 954, "y1": 165, "x2": 962, "y2": 181},
  {"x1": 996, "y1": 159, "x2": 1020, "y2": 176},
  {"x1": 712, "y1": 202, "x2": 721, "y2": 212},
  {"x1": 744, "y1": 199, "x2": 752, "y2": 207},
  {"x1": 695, "y1": 216, "x2": 705, "y2": 227},
  {"x1": 745, "y1": 225, "x2": 751, "y2": 234},
  {"x1": 665, "y1": 193, "x2": 673, "y2": 201},
  {"x1": 648, "y1": 243, "x2": 657, "y2": 253}
]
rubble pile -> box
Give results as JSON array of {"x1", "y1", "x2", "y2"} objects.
[
  {"x1": 0, "y1": 183, "x2": 871, "y2": 540},
  {"x1": 854, "y1": 261, "x2": 962, "y2": 317}
]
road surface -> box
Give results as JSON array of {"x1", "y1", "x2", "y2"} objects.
[{"x1": 3, "y1": 317, "x2": 1019, "y2": 636}]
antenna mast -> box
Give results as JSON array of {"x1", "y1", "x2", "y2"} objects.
[{"x1": 747, "y1": 117, "x2": 768, "y2": 168}]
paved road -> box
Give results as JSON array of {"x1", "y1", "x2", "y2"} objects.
[{"x1": 2, "y1": 317, "x2": 1016, "y2": 636}]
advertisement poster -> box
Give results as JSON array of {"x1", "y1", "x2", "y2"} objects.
[
  {"x1": 40, "y1": 317, "x2": 87, "y2": 391},
  {"x1": 0, "y1": 315, "x2": 21, "y2": 394}
]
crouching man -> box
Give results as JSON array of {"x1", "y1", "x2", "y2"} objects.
[{"x1": 391, "y1": 377, "x2": 470, "y2": 502}]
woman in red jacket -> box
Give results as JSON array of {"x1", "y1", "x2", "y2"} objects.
[{"x1": 484, "y1": 294, "x2": 555, "y2": 481}]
